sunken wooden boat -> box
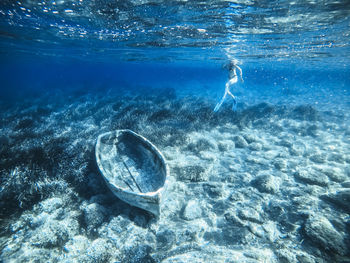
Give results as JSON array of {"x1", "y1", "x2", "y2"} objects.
[{"x1": 95, "y1": 129, "x2": 169, "y2": 216}]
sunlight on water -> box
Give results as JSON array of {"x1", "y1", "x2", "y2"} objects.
[{"x1": 0, "y1": 0, "x2": 349, "y2": 66}]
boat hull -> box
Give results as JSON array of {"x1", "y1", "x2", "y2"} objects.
[{"x1": 95, "y1": 129, "x2": 168, "y2": 216}]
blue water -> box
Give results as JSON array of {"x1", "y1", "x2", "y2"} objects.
[
  {"x1": 1, "y1": 0, "x2": 349, "y2": 106},
  {"x1": 1, "y1": 0, "x2": 350, "y2": 262}
]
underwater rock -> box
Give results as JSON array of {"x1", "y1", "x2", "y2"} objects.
[
  {"x1": 63, "y1": 235, "x2": 90, "y2": 258},
  {"x1": 122, "y1": 244, "x2": 155, "y2": 263},
  {"x1": 186, "y1": 138, "x2": 215, "y2": 154},
  {"x1": 304, "y1": 215, "x2": 347, "y2": 255},
  {"x1": 294, "y1": 170, "x2": 329, "y2": 187},
  {"x1": 264, "y1": 200, "x2": 285, "y2": 221},
  {"x1": 23, "y1": 196, "x2": 80, "y2": 251},
  {"x1": 273, "y1": 159, "x2": 287, "y2": 171},
  {"x1": 276, "y1": 249, "x2": 316, "y2": 263},
  {"x1": 100, "y1": 215, "x2": 131, "y2": 238},
  {"x1": 292, "y1": 105, "x2": 319, "y2": 121},
  {"x1": 82, "y1": 202, "x2": 108, "y2": 235},
  {"x1": 202, "y1": 183, "x2": 222, "y2": 199},
  {"x1": 327, "y1": 152, "x2": 346, "y2": 164},
  {"x1": 278, "y1": 139, "x2": 293, "y2": 148},
  {"x1": 296, "y1": 254, "x2": 316, "y2": 263},
  {"x1": 234, "y1": 135, "x2": 249, "y2": 148},
  {"x1": 242, "y1": 133, "x2": 258, "y2": 144},
  {"x1": 242, "y1": 249, "x2": 277, "y2": 262},
  {"x1": 341, "y1": 181, "x2": 350, "y2": 188},
  {"x1": 156, "y1": 229, "x2": 176, "y2": 250},
  {"x1": 289, "y1": 142, "x2": 306, "y2": 156},
  {"x1": 39, "y1": 197, "x2": 64, "y2": 214},
  {"x1": 237, "y1": 207, "x2": 264, "y2": 224},
  {"x1": 318, "y1": 166, "x2": 346, "y2": 183},
  {"x1": 309, "y1": 154, "x2": 326, "y2": 164},
  {"x1": 251, "y1": 174, "x2": 280, "y2": 194},
  {"x1": 174, "y1": 165, "x2": 208, "y2": 182},
  {"x1": 217, "y1": 142, "x2": 228, "y2": 152},
  {"x1": 275, "y1": 248, "x2": 297, "y2": 263},
  {"x1": 248, "y1": 142, "x2": 262, "y2": 151},
  {"x1": 30, "y1": 220, "x2": 70, "y2": 248},
  {"x1": 321, "y1": 189, "x2": 350, "y2": 213},
  {"x1": 206, "y1": 213, "x2": 248, "y2": 245},
  {"x1": 224, "y1": 209, "x2": 244, "y2": 227},
  {"x1": 182, "y1": 200, "x2": 202, "y2": 220},
  {"x1": 82, "y1": 238, "x2": 113, "y2": 263},
  {"x1": 246, "y1": 155, "x2": 268, "y2": 166},
  {"x1": 306, "y1": 124, "x2": 319, "y2": 137},
  {"x1": 133, "y1": 214, "x2": 148, "y2": 228},
  {"x1": 176, "y1": 222, "x2": 206, "y2": 244}
]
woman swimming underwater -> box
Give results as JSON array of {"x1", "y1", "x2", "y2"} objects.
[{"x1": 214, "y1": 60, "x2": 243, "y2": 112}]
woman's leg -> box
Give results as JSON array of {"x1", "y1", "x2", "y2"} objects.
[
  {"x1": 214, "y1": 91, "x2": 227, "y2": 112},
  {"x1": 227, "y1": 89, "x2": 237, "y2": 111}
]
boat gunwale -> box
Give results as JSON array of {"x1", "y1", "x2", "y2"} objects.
[{"x1": 95, "y1": 129, "x2": 169, "y2": 198}]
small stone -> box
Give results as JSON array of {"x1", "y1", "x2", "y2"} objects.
[
  {"x1": 304, "y1": 215, "x2": 346, "y2": 255},
  {"x1": 100, "y1": 215, "x2": 131, "y2": 238},
  {"x1": 251, "y1": 174, "x2": 279, "y2": 194},
  {"x1": 186, "y1": 139, "x2": 215, "y2": 154},
  {"x1": 290, "y1": 147, "x2": 301, "y2": 156},
  {"x1": 174, "y1": 165, "x2": 208, "y2": 182},
  {"x1": 274, "y1": 159, "x2": 287, "y2": 171},
  {"x1": 243, "y1": 248, "x2": 275, "y2": 262},
  {"x1": 276, "y1": 248, "x2": 297, "y2": 263},
  {"x1": 229, "y1": 192, "x2": 244, "y2": 202},
  {"x1": 63, "y1": 235, "x2": 90, "y2": 255},
  {"x1": 246, "y1": 156, "x2": 267, "y2": 165},
  {"x1": 249, "y1": 142, "x2": 262, "y2": 151},
  {"x1": 243, "y1": 133, "x2": 257, "y2": 144},
  {"x1": 39, "y1": 197, "x2": 63, "y2": 213},
  {"x1": 134, "y1": 215, "x2": 147, "y2": 228},
  {"x1": 31, "y1": 221, "x2": 69, "y2": 248},
  {"x1": 202, "y1": 183, "x2": 222, "y2": 199},
  {"x1": 234, "y1": 135, "x2": 248, "y2": 148},
  {"x1": 218, "y1": 143, "x2": 227, "y2": 152},
  {"x1": 309, "y1": 154, "x2": 326, "y2": 164},
  {"x1": 290, "y1": 141, "x2": 306, "y2": 156},
  {"x1": 296, "y1": 253, "x2": 316, "y2": 263},
  {"x1": 156, "y1": 229, "x2": 176, "y2": 249},
  {"x1": 82, "y1": 203, "x2": 107, "y2": 234},
  {"x1": 237, "y1": 207, "x2": 263, "y2": 224},
  {"x1": 182, "y1": 200, "x2": 202, "y2": 220},
  {"x1": 122, "y1": 244, "x2": 154, "y2": 263},
  {"x1": 279, "y1": 139, "x2": 293, "y2": 148},
  {"x1": 306, "y1": 124, "x2": 319, "y2": 137},
  {"x1": 224, "y1": 209, "x2": 244, "y2": 226},
  {"x1": 263, "y1": 150, "x2": 278, "y2": 160},
  {"x1": 84, "y1": 238, "x2": 112, "y2": 262}
]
